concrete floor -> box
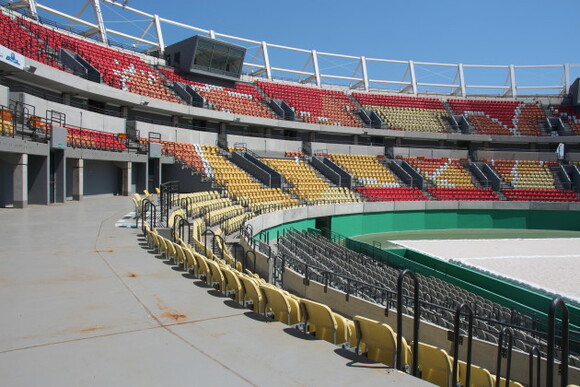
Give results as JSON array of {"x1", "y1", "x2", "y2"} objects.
[{"x1": 0, "y1": 196, "x2": 429, "y2": 386}]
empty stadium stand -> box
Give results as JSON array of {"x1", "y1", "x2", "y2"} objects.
[
  {"x1": 257, "y1": 81, "x2": 363, "y2": 127},
  {"x1": 356, "y1": 187, "x2": 427, "y2": 202},
  {"x1": 261, "y1": 156, "x2": 359, "y2": 204},
  {"x1": 158, "y1": 67, "x2": 276, "y2": 118},
  {"x1": 329, "y1": 154, "x2": 399, "y2": 187},
  {"x1": 490, "y1": 160, "x2": 557, "y2": 190},
  {"x1": 405, "y1": 157, "x2": 476, "y2": 189},
  {"x1": 353, "y1": 93, "x2": 451, "y2": 133}
]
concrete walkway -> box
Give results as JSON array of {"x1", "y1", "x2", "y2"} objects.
[{"x1": 0, "y1": 196, "x2": 428, "y2": 386}]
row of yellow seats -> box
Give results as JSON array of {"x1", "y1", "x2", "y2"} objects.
[
  {"x1": 203, "y1": 205, "x2": 245, "y2": 227},
  {"x1": 172, "y1": 190, "x2": 220, "y2": 206},
  {"x1": 220, "y1": 212, "x2": 252, "y2": 235},
  {"x1": 145, "y1": 223, "x2": 527, "y2": 387},
  {"x1": 187, "y1": 198, "x2": 233, "y2": 219}
]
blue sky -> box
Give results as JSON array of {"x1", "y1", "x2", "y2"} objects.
[{"x1": 33, "y1": 0, "x2": 580, "y2": 93}]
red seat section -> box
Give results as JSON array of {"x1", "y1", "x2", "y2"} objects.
[
  {"x1": 0, "y1": 13, "x2": 181, "y2": 104},
  {"x1": 256, "y1": 81, "x2": 363, "y2": 127},
  {"x1": 160, "y1": 141, "x2": 205, "y2": 172},
  {"x1": 501, "y1": 189, "x2": 579, "y2": 202},
  {"x1": 352, "y1": 93, "x2": 451, "y2": 133},
  {"x1": 448, "y1": 99, "x2": 521, "y2": 135},
  {"x1": 158, "y1": 67, "x2": 275, "y2": 119},
  {"x1": 67, "y1": 127, "x2": 126, "y2": 152},
  {"x1": 356, "y1": 187, "x2": 426, "y2": 202},
  {"x1": 427, "y1": 187, "x2": 499, "y2": 201}
]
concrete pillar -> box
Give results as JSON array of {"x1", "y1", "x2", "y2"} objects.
[
  {"x1": 121, "y1": 106, "x2": 130, "y2": 118},
  {"x1": 122, "y1": 161, "x2": 132, "y2": 196},
  {"x1": 72, "y1": 158, "x2": 83, "y2": 201},
  {"x1": 13, "y1": 153, "x2": 27, "y2": 208},
  {"x1": 51, "y1": 150, "x2": 66, "y2": 204}
]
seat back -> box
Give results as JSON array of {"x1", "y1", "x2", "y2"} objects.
[
  {"x1": 353, "y1": 315, "x2": 397, "y2": 367},
  {"x1": 458, "y1": 360, "x2": 493, "y2": 387},
  {"x1": 222, "y1": 267, "x2": 243, "y2": 302},
  {"x1": 260, "y1": 284, "x2": 292, "y2": 324},
  {"x1": 239, "y1": 274, "x2": 263, "y2": 313},
  {"x1": 300, "y1": 298, "x2": 338, "y2": 343},
  {"x1": 417, "y1": 342, "x2": 453, "y2": 387}
]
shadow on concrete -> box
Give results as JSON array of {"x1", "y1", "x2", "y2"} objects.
[{"x1": 333, "y1": 348, "x2": 389, "y2": 369}]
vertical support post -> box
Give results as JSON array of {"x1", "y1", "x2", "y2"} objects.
[
  {"x1": 509, "y1": 64, "x2": 517, "y2": 98},
  {"x1": 495, "y1": 327, "x2": 514, "y2": 387},
  {"x1": 396, "y1": 269, "x2": 420, "y2": 375},
  {"x1": 208, "y1": 30, "x2": 216, "y2": 39},
  {"x1": 90, "y1": 0, "x2": 108, "y2": 44},
  {"x1": 13, "y1": 153, "x2": 28, "y2": 208},
  {"x1": 361, "y1": 56, "x2": 369, "y2": 91},
  {"x1": 563, "y1": 64, "x2": 571, "y2": 94},
  {"x1": 262, "y1": 41, "x2": 272, "y2": 80},
  {"x1": 452, "y1": 304, "x2": 474, "y2": 387},
  {"x1": 458, "y1": 63, "x2": 467, "y2": 97},
  {"x1": 25, "y1": 0, "x2": 38, "y2": 19},
  {"x1": 153, "y1": 14, "x2": 165, "y2": 54},
  {"x1": 121, "y1": 161, "x2": 132, "y2": 196},
  {"x1": 72, "y1": 158, "x2": 83, "y2": 201},
  {"x1": 408, "y1": 60, "x2": 418, "y2": 95},
  {"x1": 546, "y1": 298, "x2": 569, "y2": 387},
  {"x1": 312, "y1": 50, "x2": 321, "y2": 86}
]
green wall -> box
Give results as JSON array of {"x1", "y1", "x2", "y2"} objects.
[{"x1": 331, "y1": 209, "x2": 580, "y2": 238}]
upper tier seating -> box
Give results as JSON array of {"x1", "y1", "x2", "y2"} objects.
[
  {"x1": 256, "y1": 81, "x2": 363, "y2": 127},
  {"x1": 448, "y1": 99, "x2": 545, "y2": 136},
  {"x1": 353, "y1": 93, "x2": 451, "y2": 133},
  {"x1": 405, "y1": 157, "x2": 475, "y2": 188},
  {"x1": 329, "y1": 154, "x2": 398, "y2": 187},
  {"x1": 67, "y1": 126, "x2": 126, "y2": 151},
  {"x1": 515, "y1": 102, "x2": 546, "y2": 136},
  {"x1": 356, "y1": 187, "x2": 426, "y2": 202},
  {"x1": 0, "y1": 12, "x2": 180, "y2": 103},
  {"x1": 448, "y1": 99, "x2": 520, "y2": 135},
  {"x1": 261, "y1": 157, "x2": 359, "y2": 204},
  {"x1": 158, "y1": 68, "x2": 276, "y2": 119},
  {"x1": 550, "y1": 106, "x2": 580, "y2": 135},
  {"x1": 490, "y1": 160, "x2": 556, "y2": 190}
]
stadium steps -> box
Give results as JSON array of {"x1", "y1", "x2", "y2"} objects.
[
  {"x1": 549, "y1": 163, "x2": 567, "y2": 190},
  {"x1": 378, "y1": 158, "x2": 409, "y2": 187},
  {"x1": 442, "y1": 100, "x2": 462, "y2": 133}
]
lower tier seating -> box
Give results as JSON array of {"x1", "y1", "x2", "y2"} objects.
[
  {"x1": 502, "y1": 189, "x2": 579, "y2": 202},
  {"x1": 428, "y1": 187, "x2": 499, "y2": 201},
  {"x1": 356, "y1": 187, "x2": 426, "y2": 202}
]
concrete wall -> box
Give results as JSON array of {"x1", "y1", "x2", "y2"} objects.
[
  {"x1": 477, "y1": 150, "x2": 558, "y2": 161},
  {"x1": 311, "y1": 142, "x2": 384, "y2": 156},
  {"x1": 18, "y1": 93, "x2": 126, "y2": 133},
  {"x1": 393, "y1": 147, "x2": 469, "y2": 159},
  {"x1": 227, "y1": 134, "x2": 302, "y2": 156},
  {"x1": 134, "y1": 121, "x2": 218, "y2": 145}
]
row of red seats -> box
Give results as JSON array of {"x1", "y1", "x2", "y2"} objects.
[
  {"x1": 67, "y1": 127, "x2": 126, "y2": 151},
  {"x1": 353, "y1": 93, "x2": 445, "y2": 110},
  {"x1": 502, "y1": 189, "x2": 579, "y2": 202},
  {"x1": 158, "y1": 67, "x2": 275, "y2": 119},
  {"x1": 256, "y1": 81, "x2": 363, "y2": 128},
  {"x1": 356, "y1": 187, "x2": 427, "y2": 202},
  {"x1": 427, "y1": 187, "x2": 499, "y2": 201}
]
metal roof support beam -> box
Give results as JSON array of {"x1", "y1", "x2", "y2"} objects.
[
  {"x1": 91, "y1": 0, "x2": 108, "y2": 44},
  {"x1": 563, "y1": 63, "x2": 571, "y2": 94},
  {"x1": 409, "y1": 60, "x2": 418, "y2": 95},
  {"x1": 510, "y1": 64, "x2": 517, "y2": 98},
  {"x1": 262, "y1": 41, "x2": 272, "y2": 80},
  {"x1": 311, "y1": 50, "x2": 321, "y2": 86},
  {"x1": 26, "y1": 0, "x2": 38, "y2": 19},
  {"x1": 458, "y1": 63, "x2": 466, "y2": 97},
  {"x1": 153, "y1": 14, "x2": 165, "y2": 54},
  {"x1": 361, "y1": 56, "x2": 369, "y2": 91}
]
